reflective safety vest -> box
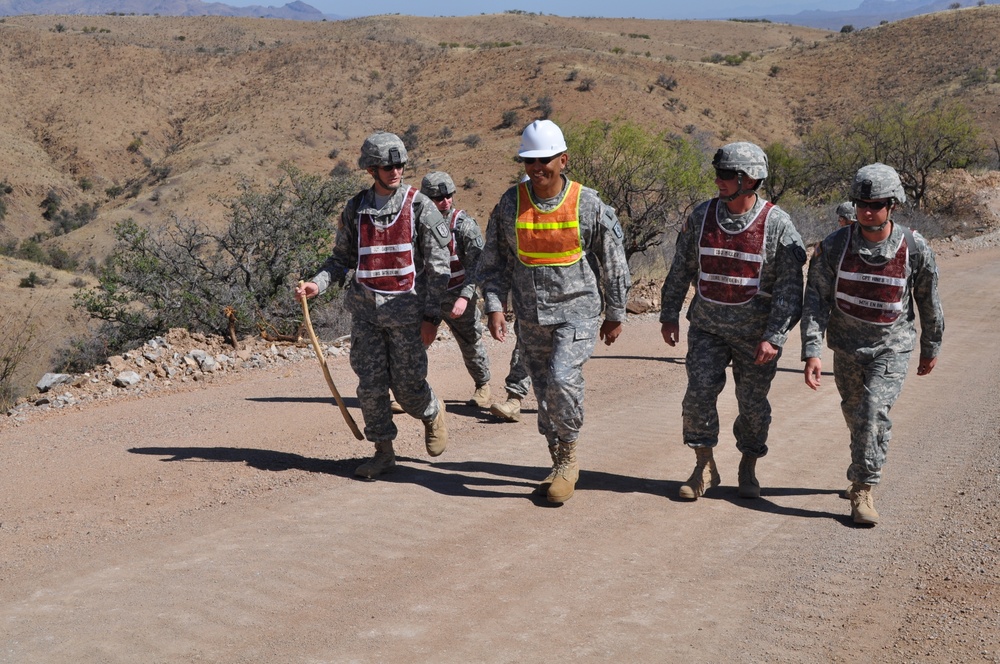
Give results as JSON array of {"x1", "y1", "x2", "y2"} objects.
[
  {"x1": 515, "y1": 180, "x2": 584, "y2": 267},
  {"x1": 446, "y1": 209, "x2": 466, "y2": 291},
  {"x1": 697, "y1": 198, "x2": 772, "y2": 305},
  {"x1": 835, "y1": 225, "x2": 908, "y2": 325},
  {"x1": 355, "y1": 186, "x2": 418, "y2": 294}
]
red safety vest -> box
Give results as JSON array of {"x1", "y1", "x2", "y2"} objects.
[
  {"x1": 697, "y1": 198, "x2": 772, "y2": 305},
  {"x1": 446, "y1": 209, "x2": 466, "y2": 291},
  {"x1": 835, "y1": 225, "x2": 908, "y2": 325},
  {"x1": 515, "y1": 181, "x2": 584, "y2": 267},
  {"x1": 355, "y1": 186, "x2": 418, "y2": 294}
]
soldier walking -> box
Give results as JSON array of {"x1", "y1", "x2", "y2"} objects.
[
  {"x1": 477, "y1": 119, "x2": 631, "y2": 503},
  {"x1": 660, "y1": 142, "x2": 806, "y2": 500},
  {"x1": 420, "y1": 171, "x2": 494, "y2": 409},
  {"x1": 802, "y1": 163, "x2": 944, "y2": 525},
  {"x1": 295, "y1": 132, "x2": 452, "y2": 479}
]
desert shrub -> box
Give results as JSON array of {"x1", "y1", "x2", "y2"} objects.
[
  {"x1": 52, "y1": 202, "x2": 98, "y2": 236},
  {"x1": 566, "y1": 69, "x2": 578, "y2": 82},
  {"x1": 0, "y1": 179, "x2": 12, "y2": 221},
  {"x1": 563, "y1": 119, "x2": 714, "y2": 262},
  {"x1": 401, "y1": 124, "x2": 420, "y2": 152},
  {"x1": 462, "y1": 134, "x2": 481, "y2": 148},
  {"x1": 40, "y1": 190, "x2": 61, "y2": 221},
  {"x1": 106, "y1": 185, "x2": 124, "y2": 199},
  {"x1": 577, "y1": 78, "x2": 594, "y2": 92},
  {"x1": 0, "y1": 301, "x2": 44, "y2": 409},
  {"x1": 500, "y1": 110, "x2": 519, "y2": 129},
  {"x1": 462, "y1": 177, "x2": 477, "y2": 190},
  {"x1": 78, "y1": 177, "x2": 93, "y2": 191},
  {"x1": 840, "y1": 25, "x2": 855, "y2": 33},
  {"x1": 127, "y1": 137, "x2": 143, "y2": 153},
  {"x1": 74, "y1": 164, "x2": 362, "y2": 354},
  {"x1": 19, "y1": 271, "x2": 40, "y2": 288},
  {"x1": 656, "y1": 74, "x2": 678, "y2": 90},
  {"x1": 536, "y1": 95, "x2": 553, "y2": 119}
]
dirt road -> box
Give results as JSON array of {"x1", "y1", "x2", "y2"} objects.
[{"x1": 2, "y1": 244, "x2": 998, "y2": 663}]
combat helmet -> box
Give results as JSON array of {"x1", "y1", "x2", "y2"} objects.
[
  {"x1": 712, "y1": 142, "x2": 768, "y2": 180},
  {"x1": 836, "y1": 201, "x2": 857, "y2": 223},
  {"x1": 421, "y1": 171, "x2": 456, "y2": 199},
  {"x1": 851, "y1": 163, "x2": 906, "y2": 204},
  {"x1": 358, "y1": 132, "x2": 407, "y2": 169}
]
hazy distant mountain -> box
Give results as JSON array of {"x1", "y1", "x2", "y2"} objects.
[
  {"x1": 0, "y1": 0, "x2": 343, "y2": 20},
  {"x1": 746, "y1": 0, "x2": 998, "y2": 30}
]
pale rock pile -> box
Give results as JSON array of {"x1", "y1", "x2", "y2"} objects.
[{"x1": 6, "y1": 328, "x2": 349, "y2": 425}]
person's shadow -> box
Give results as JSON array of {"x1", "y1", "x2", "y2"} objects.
[{"x1": 127, "y1": 446, "x2": 848, "y2": 520}]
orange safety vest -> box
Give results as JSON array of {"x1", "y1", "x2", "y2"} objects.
[{"x1": 515, "y1": 180, "x2": 584, "y2": 267}]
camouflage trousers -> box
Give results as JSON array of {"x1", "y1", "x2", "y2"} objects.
[
  {"x1": 349, "y1": 317, "x2": 440, "y2": 443},
  {"x1": 441, "y1": 291, "x2": 491, "y2": 388},
  {"x1": 517, "y1": 316, "x2": 600, "y2": 444},
  {"x1": 681, "y1": 326, "x2": 778, "y2": 457},
  {"x1": 503, "y1": 319, "x2": 532, "y2": 398},
  {"x1": 833, "y1": 348, "x2": 910, "y2": 485}
]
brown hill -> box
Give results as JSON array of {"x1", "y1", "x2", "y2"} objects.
[{"x1": 1, "y1": 8, "x2": 999, "y2": 392}]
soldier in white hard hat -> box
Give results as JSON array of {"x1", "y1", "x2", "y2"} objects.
[
  {"x1": 802, "y1": 163, "x2": 944, "y2": 526},
  {"x1": 477, "y1": 119, "x2": 632, "y2": 504},
  {"x1": 420, "y1": 171, "x2": 494, "y2": 409},
  {"x1": 660, "y1": 141, "x2": 806, "y2": 502},
  {"x1": 296, "y1": 131, "x2": 453, "y2": 479},
  {"x1": 835, "y1": 200, "x2": 857, "y2": 227}
]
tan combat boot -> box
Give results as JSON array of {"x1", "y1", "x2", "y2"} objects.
[
  {"x1": 489, "y1": 393, "x2": 522, "y2": 422},
  {"x1": 737, "y1": 453, "x2": 761, "y2": 499},
  {"x1": 423, "y1": 399, "x2": 448, "y2": 457},
  {"x1": 389, "y1": 399, "x2": 405, "y2": 414},
  {"x1": 678, "y1": 447, "x2": 721, "y2": 500},
  {"x1": 533, "y1": 440, "x2": 560, "y2": 496},
  {"x1": 547, "y1": 440, "x2": 579, "y2": 504},
  {"x1": 848, "y1": 482, "x2": 879, "y2": 525},
  {"x1": 468, "y1": 384, "x2": 492, "y2": 409},
  {"x1": 354, "y1": 441, "x2": 396, "y2": 479}
]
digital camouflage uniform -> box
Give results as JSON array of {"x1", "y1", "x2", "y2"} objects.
[
  {"x1": 311, "y1": 184, "x2": 452, "y2": 443},
  {"x1": 801, "y1": 223, "x2": 944, "y2": 485},
  {"x1": 478, "y1": 176, "x2": 631, "y2": 446},
  {"x1": 660, "y1": 195, "x2": 806, "y2": 457},
  {"x1": 438, "y1": 206, "x2": 492, "y2": 389}
]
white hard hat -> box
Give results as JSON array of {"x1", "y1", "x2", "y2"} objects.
[{"x1": 518, "y1": 120, "x2": 567, "y2": 158}]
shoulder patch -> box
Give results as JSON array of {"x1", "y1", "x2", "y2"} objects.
[
  {"x1": 600, "y1": 208, "x2": 625, "y2": 241},
  {"x1": 432, "y1": 220, "x2": 451, "y2": 246},
  {"x1": 793, "y1": 245, "x2": 807, "y2": 264}
]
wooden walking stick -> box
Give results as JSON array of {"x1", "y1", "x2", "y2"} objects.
[{"x1": 298, "y1": 281, "x2": 365, "y2": 440}]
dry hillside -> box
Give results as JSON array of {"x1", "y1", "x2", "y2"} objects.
[{"x1": 1, "y1": 8, "x2": 999, "y2": 393}]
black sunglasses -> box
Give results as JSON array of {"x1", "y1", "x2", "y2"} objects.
[
  {"x1": 853, "y1": 199, "x2": 891, "y2": 211},
  {"x1": 379, "y1": 164, "x2": 405, "y2": 172},
  {"x1": 430, "y1": 193, "x2": 453, "y2": 201},
  {"x1": 714, "y1": 168, "x2": 740, "y2": 181},
  {"x1": 521, "y1": 154, "x2": 562, "y2": 165}
]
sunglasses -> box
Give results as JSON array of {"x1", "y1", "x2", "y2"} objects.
[
  {"x1": 714, "y1": 168, "x2": 740, "y2": 181},
  {"x1": 521, "y1": 153, "x2": 562, "y2": 165},
  {"x1": 430, "y1": 194, "x2": 453, "y2": 201},
  {"x1": 378, "y1": 164, "x2": 405, "y2": 172},
  {"x1": 853, "y1": 199, "x2": 891, "y2": 211}
]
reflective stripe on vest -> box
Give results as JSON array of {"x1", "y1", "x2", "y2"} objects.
[
  {"x1": 515, "y1": 180, "x2": 584, "y2": 267},
  {"x1": 356, "y1": 186, "x2": 418, "y2": 294},
  {"x1": 697, "y1": 198, "x2": 772, "y2": 305},
  {"x1": 835, "y1": 225, "x2": 908, "y2": 325},
  {"x1": 446, "y1": 208, "x2": 466, "y2": 290}
]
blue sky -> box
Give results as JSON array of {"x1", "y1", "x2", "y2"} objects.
[{"x1": 232, "y1": 0, "x2": 865, "y2": 20}]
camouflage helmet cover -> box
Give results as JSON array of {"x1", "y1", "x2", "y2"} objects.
[
  {"x1": 851, "y1": 163, "x2": 906, "y2": 204},
  {"x1": 712, "y1": 141, "x2": 768, "y2": 180},
  {"x1": 836, "y1": 201, "x2": 857, "y2": 222},
  {"x1": 420, "y1": 171, "x2": 456, "y2": 198},
  {"x1": 358, "y1": 132, "x2": 408, "y2": 169}
]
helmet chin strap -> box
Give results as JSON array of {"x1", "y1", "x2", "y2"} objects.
[{"x1": 720, "y1": 173, "x2": 759, "y2": 203}]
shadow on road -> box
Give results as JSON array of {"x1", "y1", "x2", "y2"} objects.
[{"x1": 128, "y1": 446, "x2": 360, "y2": 475}]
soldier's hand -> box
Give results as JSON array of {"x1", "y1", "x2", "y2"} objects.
[
  {"x1": 754, "y1": 340, "x2": 779, "y2": 365},
  {"x1": 420, "y1": 320, "x2": 440, "y2": 348},
  {"x1": 804, "y1": 357, "x2": 822, "y2": 390},
  {"x1": 295, "y1": 281, "x2": 319, "y2": 301},
  {"x1": 488, "y1": 311, "x2": 507, "y2": 342},
  {"x1": 661, "y1": 322, "x2": 679, "y2": 346},
  {"x1": 600, "y1": 320, "x2": 623, "y2": 346},
  {"x1": 450, "y1": 297, "x2": 469, "y2": 319},
  {"x1": 916, "y1": 356, "x2": 937, "y2": 376}
]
